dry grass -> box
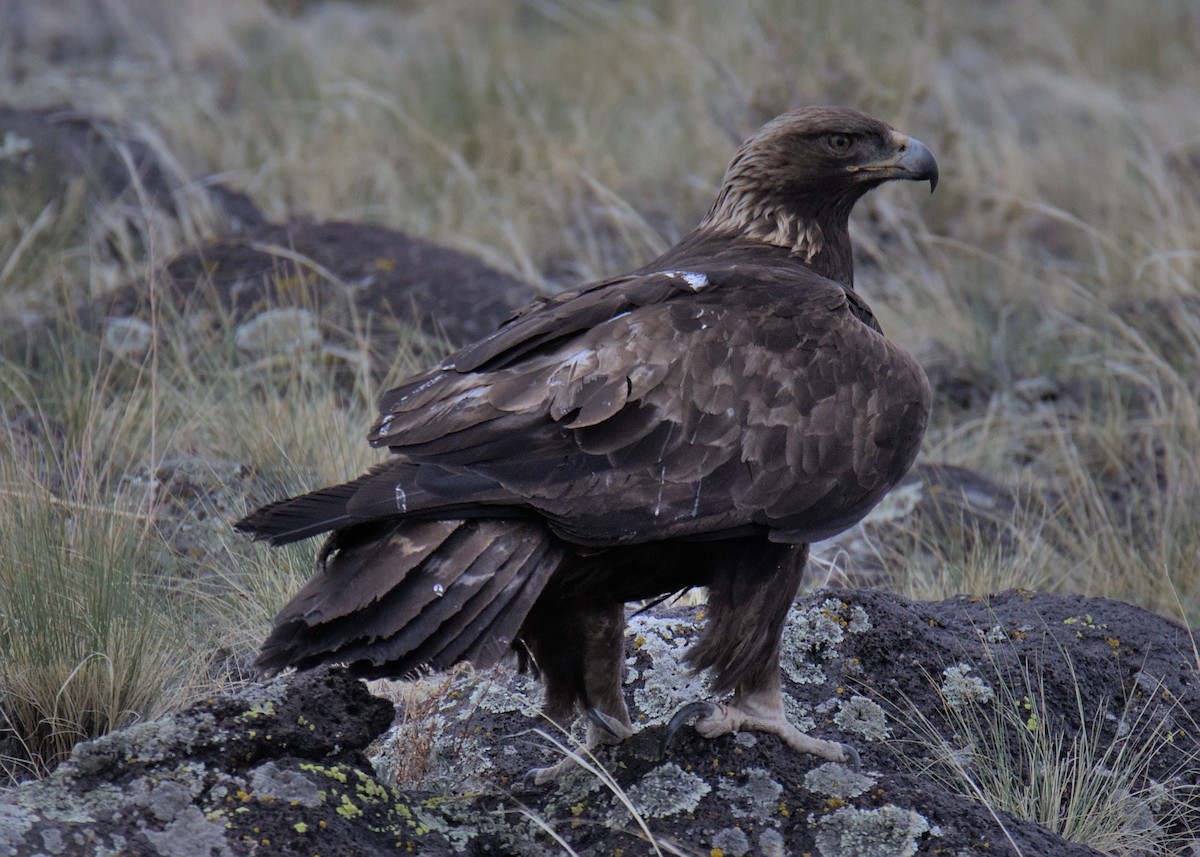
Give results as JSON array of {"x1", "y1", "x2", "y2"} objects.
[
  {"x1": 1, "y1": 0, "x2": 1198, "y2": 799},
  {"x1": 890, "y1": 653, "x2": 1200, "y2": 856},
  {"x1": 0, "y1": 360, "x2": 201, "y2": 778}
]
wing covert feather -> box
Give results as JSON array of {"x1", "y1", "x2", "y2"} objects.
[{"x1": 349, "y1": 263, "x2": 927, "y2": 547}]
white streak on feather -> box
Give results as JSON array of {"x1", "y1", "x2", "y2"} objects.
[
  {"x1": 394, "y1": 484, "x2": 407, "y2": 512},
  {"x1": 654, "y1": 464, "x2": 666, "y2": 517},
  {"x1": 392, "y1": 372, "x2": 448, "y2": 410},
  {"x1": 653, "y1": 270, "x2": 710, "y2": 291}
]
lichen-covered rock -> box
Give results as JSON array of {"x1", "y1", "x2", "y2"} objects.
[
  {"x1": 0, "y1": 668, "x2": 452, "y2": 856},
  {"x1": 94, "y1": 220, "x2": 539, "y2": 360},
  {"x1": 4, "y1": 589, "x2": 1196, "y2": 856},
  {"x1": 812, "y1": 804, "x2": 931, "y2": 857},
  {"x1": 0, "y1": 105, "x2": 264, "y2": 232},
  {"x1": 385, "y1": 588, "x2": 1193, "y2": 855}
]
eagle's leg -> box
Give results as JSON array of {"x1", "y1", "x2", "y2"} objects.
[
  {"x1": 521, "y1": 596, "x2": 632, "y2": 785},
  {"x1": 664, "y1": 541, "x2": 859, "y2": 769},
  {"x1": 662, "y1": 669, "x2": 860, "y2": 770}
]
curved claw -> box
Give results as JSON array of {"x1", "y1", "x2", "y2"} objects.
[
  {"x1": 585, "y1": 706, "x2": 626, "y2": 741},
  {"x1": 522, "y1": 767, "x2": 542, "y2": 790},
  {"x1": 659, "y1": 700, "x2": 718, "y2": 758},
  {"x1": 840, "y1": 742, "x2": 862, "y2": 773}
]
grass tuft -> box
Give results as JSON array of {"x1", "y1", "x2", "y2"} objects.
[
  {"x1": 0, "y1": 448, "x2": 196, "y2": 779},
  {"x1": 891, "y1": 653, "x2": 1200, "y2": 855}
]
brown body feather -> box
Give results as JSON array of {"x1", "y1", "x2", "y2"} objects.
[{"x1": 237, "y1": 106, "x2": 937, "y2": 745}]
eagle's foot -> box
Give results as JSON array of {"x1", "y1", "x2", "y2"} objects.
[
  {"x1": 585, "y1": 705, "x2": 634, "y2": 743},
  {"x1": 523, "y1": 707, "x2": 634, "y2": 787},
  {"x1": 523, "y1": 757, "x2": 577, "y2": 788},
  {"x1": 661, "y1": 700, "x2": 860, "y2": 771}
]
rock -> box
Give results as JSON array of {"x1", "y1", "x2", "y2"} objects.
[
  {"x1": 100, "y1": 316, "x2": 155, "y2": 358},
  {"x1": 0, "y1": 668, "x2": 442, "y2": 855},
  {"x1": 232, "y1": 307, "x2": 322, "y2": 356},
  {"x1": 388, "y1": 587, "x2": 1181, "y2": 855},
  {"x1": 814, "y1": 462, "x2": 1044, "y2": 588},
  {"x1": 94, "y1": 220, "x2": 540, "y2": 360},
  {"x1": 0, "y1": 105, "x2": 264, "y2": 232},
  {"x1": 4, "y1": 589, "x2": 1196, "y2": 855}
]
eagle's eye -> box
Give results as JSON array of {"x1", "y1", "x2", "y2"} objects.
[{"x1": 824, "y1": 133, "x2": 855, "y2": 154}]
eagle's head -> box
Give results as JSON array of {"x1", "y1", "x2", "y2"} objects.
[{"x1": 701, "y1": 106, "x2": 938, "y2": 279}]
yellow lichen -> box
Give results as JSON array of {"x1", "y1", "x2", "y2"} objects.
[
  {"x1": 337, "y1": 795, "x2": 363, "y2": 819},
  {"x1": 242, "y1": 700, "x2": 276, "y2": 719},
  {"x1": 301, "y1": 762, "x2": 349, "y2": 784}
]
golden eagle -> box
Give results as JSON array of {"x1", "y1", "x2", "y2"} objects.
[{"x1": 236, "y1": 106, "x2": 937, "y2": 779}]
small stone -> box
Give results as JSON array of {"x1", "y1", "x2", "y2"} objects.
[
  {"x1": 102, "y1": 317, "x2": 154, "y2": 357},
  {"x1": 234, "y1": 308, "x2": 321, "y2": 355}
]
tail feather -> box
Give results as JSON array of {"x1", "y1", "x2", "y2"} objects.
[
  {"x1": 236, "y1": 461, "x2": 516, "y2": 547},
  {"x1": 276, "y1": 519, "x2": 461, "y2": 625},
  {"x1": 255, "y1": 517, "x2": 566, "y2": 678},
  {"x1": 235, "y1": 465, "x2": 391, "y2": 546},
  {"x1": 320, "y1": 522, "x2": 524, "y2": 657},
  {"x1": 432, "y1": 535, "x2": 555, "y2": 666},
  {"x1": 351, "y1": 524, "x2": 564, "y2": 678}
]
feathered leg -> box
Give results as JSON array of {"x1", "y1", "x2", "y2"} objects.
[
  {"x1": 519, "y1": 592, "x2": 632, "y2": 784},
  {"x1": 664, "y1": 542, "x2": 858, "y2": 768}
]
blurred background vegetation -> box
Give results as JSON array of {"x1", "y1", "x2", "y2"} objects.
[{"x1": 0, "y1": 0, "x2": 1198, "y2": 787}]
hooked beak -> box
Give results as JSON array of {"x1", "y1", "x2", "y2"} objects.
[{"x1": 850, "y1": 132, "x2": 939, "y2": 193}]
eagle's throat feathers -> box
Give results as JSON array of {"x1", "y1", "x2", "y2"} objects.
[
  {"x1": 702, "y1": 197, "x2": 825, "y2": 264},
  {"x1": 699, "y1": 190, "x2": 854, "y2": 286}
]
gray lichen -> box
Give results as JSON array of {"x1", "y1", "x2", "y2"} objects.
[
  {"x1": 133, "y1": 778, "x2": 206, "y2": 823},
  {"x1": 780, "y1": 598, "x2": 871, "y2": 686},
  {"x1": 782, "y1": 693, "x2": 817, "y2": 732},
  {"x1": 140, "y1": 806, "x2": 233, "y2": 857},
  {"x1": 718, "y1": 767, "x2": 783, "y2": 820},
  {"x1": 711, "y1": 826, "x2": 751, "y2": 856},
  {"x1": 39, "y1": 826, "x2": 67, "y2": 855},
  {"x1": 622, "y1": 762, "x2": 711, "y2": 819},
  {"x1": 833, "y1": 695, "x2": 890, "y2": 741},
  {"x1": 758, "y1": 827, "x2": 786, "y2": 857},
  {"x1": 626, "y1": 613, "x2": 708, "y2": 722},
  {"x1": 781, "y1": 604, "x2": 843, "y2": 685},
  {"x1": 803, "y1": 761, "x2": 877, "y2": 799},
  {"x1": 813, "y1": 805, "x2": 931, "y2": 857},
  {"x1": 470, "y1": 670, "x2": 543, "y2": 716},
  {"x1": 62, "y1": 710, "x2": 217, "y2": 778},
  {"x1": 939, "y1": 663, "x2": 995, "y2": 707},
  {"x1": 0, "y1": 804, "x2": 37, "y2": 852},
  {"x1": 844, "y1": 604, "x2": 871, "y2": 634},
  {"x1": 983, "y1": 624, "x2": 1009, "y2": 643},
  {"x1": 249, "y1": 760, "x2": 325, "y2": 807}
]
